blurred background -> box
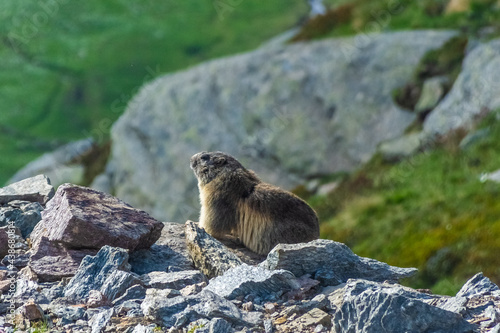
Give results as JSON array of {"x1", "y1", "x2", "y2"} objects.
[{"x1": 1, "y1": 0, "x2": 500, "y2": 294}]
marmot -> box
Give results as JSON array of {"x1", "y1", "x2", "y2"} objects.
[{"x1": 190, "y1": 151, "x2": 319, "y2": 255}]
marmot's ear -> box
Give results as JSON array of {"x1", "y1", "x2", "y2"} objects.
[{"x1": 214, "y1": 156, "x2": 227, "y2": 165}]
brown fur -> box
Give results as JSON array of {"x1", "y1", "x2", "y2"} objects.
[{"x1": 190, "y1": 151, "x2": 320, "y2": 255}]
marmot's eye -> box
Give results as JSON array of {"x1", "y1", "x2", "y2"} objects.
[{"x1": 200, "y1": 154, "x2": 210, "y2": 162}]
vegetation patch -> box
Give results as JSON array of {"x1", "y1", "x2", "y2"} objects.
[{"x1": 313, "y1": 110, "x2": 500, "y2": 295}]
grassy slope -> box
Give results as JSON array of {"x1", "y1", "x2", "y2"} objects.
[{"x1": 311, "y1": 112, "x2": 500, "y2": 295}]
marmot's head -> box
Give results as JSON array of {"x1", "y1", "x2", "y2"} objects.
[{"x1": 190, "y1": 151, "x2": 243, "y2": 186}]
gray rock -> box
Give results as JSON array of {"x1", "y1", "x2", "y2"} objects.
[
  {"x1": 89, "y1": 307, "x2": 114, "y2": 333},
  {"x1": 378, "y1": 132, "x2": 427, "y2": 161},
  {"x1": 140, "y1": 270, "x2": 206, "y2": 290},
  {"x1": 101, "y1": 30, "x2": 456, "y2": 222},
  {"x1": 185, "y1": 221, "x2": 243, "y2": 278},
  {"x1": 437, "y1": 273, "x2": 500, "y2": 321},
  {"x1": 129, "y1": 222, "x2": 193, "y2": 275},
  {"x1": 99, "y1": 270, "x2": 141, "y2": 302},
  {"x1": 8, "y1": 138, "x2": 96, "y2": 187},
  {"x1": 142, "y1": 289, "x2": 244, "y2": 328},
  {"x1": 204, "y1": 264, "x2": 299, "y2": 301},
  {"x1": 0, "y1": 175, "x2": 54, "y2": 205},
  {"x1": 332, "y1": 279, "x2": 476, "y2": 333},
  {"x1": 113, "y1": 285, "x2": 147, "y2": 305},
  {"x1": 63, "y1": 246, "x2": 130, "y2": 301},
  {"x1": 141, "y1": 291, "x2": 190, "y2": 327},
  {"x1": 0, "y1": 201, "x2": 43, "y2": 238},
  {"x1": 260, "y1": 239, "x2": 417, "y2": 285},
  {"x1": 52, "y1": 306, "x2": 86, "y2": 325},
  {"x1": 209, "y1": 318, "x2": 232, "y2": 333},
  {"x1": 424, "y1": 38, "x2": 500, "y2": 135},
  {"x1": 415, "y1": 76, "x2": 449, "y2": 114},
  {"x1": 480, "y1": 169, "x2": 500, "y2": 183},
  {"x1": 456, "y1": 272, "x2": 500, "y2": 298}
]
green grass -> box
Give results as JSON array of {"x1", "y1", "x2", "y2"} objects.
[{"x1": 314, "y1": 111, "x2": 500, "y2": 295}]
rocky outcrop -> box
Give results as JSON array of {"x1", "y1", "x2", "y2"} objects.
[
  {"x1": 27, "y1": 184, "x2": 164, "y2": 281},
  {"x1": 3, "y1": 177, "x2": 499, "y2": 333},
  {"x1": 424, "y1": 38, "x2": 500, "y2": 135},
  {"x1": 97, "y1": 30, "x2": 457, "y2": 222}
]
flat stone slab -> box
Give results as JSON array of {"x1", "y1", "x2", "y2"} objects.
[
  {"x1": 260, "y1": 239, "x2": 417, "y2": 285},
  {"x1": 0, "y1": 175, "x2": 54, "y2": 205}
]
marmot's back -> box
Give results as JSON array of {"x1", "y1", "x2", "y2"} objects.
[{"x1": 190, "y1": 151, "x2": 320, "y2": 255}]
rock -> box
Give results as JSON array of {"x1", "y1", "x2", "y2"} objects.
[
  {"x1": 437, "y1": 273, "x2": 500, "y2": 329},
  {"x1": 260, "y1": 239, "x2": 417, "y2": 285},
  {"x1": 185, "y1": 221, "x2": 243, "y2": 278},
  {"x1": 129, "y1": 222, "x2": 193, "y2": 275},
  {"x1": 205, "y1": 264, "x2": 299, "y2": 301},
  {"x1": 99, "y1": 270, "x2": 141, "y2": 302},
  {"x1": 27, "y1": 184, "x2": 163, "y2": 281},
  {"x1": 457, "y1": 272, "x2": 500, "y2": 298},
  {"x1": 415, "y1": 76, "x2": 449, "y2": 114},
  {"x1": 0, "y1": 175, "x2": 54, "y2": 205},
  {"x1": 180, "y1": 282, "x2": 207, "y2": 297},
  {"x1": 209, "y1": 318, "x2": 232, "y2": 333},
  {"x1": 378, "y1": 132, "x2": 427, "y2": 161},
  {"x1": 101, "y1": 30, "x2": 456, "y2": 222},
  {"x1": 288, "y1": 308, "x2": 331, "y2": 331},
  {"x1": 0, "y1": 227, "x2": 9, "y2": 259},
  {"x1": 52, "y1": 306, "x2": 86, "y2": 325},
  {"x1": 480, "y1": 169, "x2": 500, "y2": 183},
  {"x1": 424, "y1": 38, "x2": 500, "y2": 136},
  {"x1": 140, "y1": 270, "x2": 206, "y2": 290},
  {"x1": 142, "y1": 290, "x2": 244, "y2": 328},
  {"x1": 332, "y1": 279, "x2": 476, "y2": 333},
  {"x1": 8, "y1": 138, "x2": 97, "y2": 187},
  {"x1": 113, "y1": 285, "x2": 147, "y2": 305},
  {"x1": 30, "y1": 184, "x2": 163, "y2": 251},
  {"x1": 89, "y1": 307, "x2": 114, "y2": 333},
  {"x1": 63, "y1": 246, "x2": 130, "y2": 301},
  {"x1": 18, "y1": 299, "x2": 44, "y2": 321},
  {"x1": 28, "y1": 237, "x2": 98, "y2": 282},
  {"x1": 0, "y1": 201, "x2": 43, "y2": 238}
]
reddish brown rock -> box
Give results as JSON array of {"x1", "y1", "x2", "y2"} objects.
[
  {"x1": 28, "y1": 184, "x2": 164, "y2": 281},
  {"x1": 30, "y1": 184, "x2": 163, "y2": 251}
]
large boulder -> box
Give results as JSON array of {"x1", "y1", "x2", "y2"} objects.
[{"x1": 97, "y1": 30, "x2": 456, "y2": 221}]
